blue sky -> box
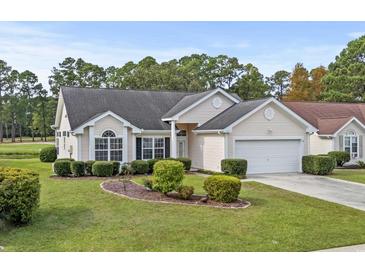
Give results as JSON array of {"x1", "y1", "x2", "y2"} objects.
[{"x1": 0, "y1": 21, "x2": 364, "y2": 88}]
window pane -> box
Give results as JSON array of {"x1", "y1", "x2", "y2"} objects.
[
  {"x1": 95, "y1": 151, "x2": 108, "y2": 161},
  {"x1": 110, "y1": 150, "x2": 123, "y2": 161},
  {"x1": 110, "y1": 138, "x2": 123, "y2": 150},
  {"x1": 344, "y1": 137, "x2": 351, "y2": 147},
  {"x1": 154, "y1": 148, "x2": 164, "y2": 159},
  {"x1": 352, "y1": 141, "x2": 358, "y2": 153},
  {"x1": 154, "y1": 138, "x2": 164, "y2": 148},
  {"x1": 102, "y1": 130, "x2": 116, "y2": 137},
  {"x1": 143, "y1": 148, "x2": 153, "y2": 159},
  {"x1": 143, "y1": 138, "x2": 153, "y2": 148},
  {"x1": 95, "y1": 138, "x2": 108, "y2": 150}
]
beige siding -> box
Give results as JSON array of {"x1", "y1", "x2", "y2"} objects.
[
  {"x1": 178, "y1": 94, "x2": 234, "y2": 125},
  {"x1": 309, "y1": 134, "x2": 333, "y2": 155},
  {"x1": 57, "y1": 104, "x2": 78, "y2": 159},
  {"x1": 334, "y1": 121, "x2": 365, "y2": 160},
  {"x1": 227, "y1": 102, "x2": 309, "y2": 157},
  {"x1": 81, "y1": 127, "x2": 89, "y2": 161},
  {"x1": 128, "y1": 128, "x2": 133, "y2": 161},
  {"x1": 94, "y1": 115, "x2": 124, "y2": 137}
]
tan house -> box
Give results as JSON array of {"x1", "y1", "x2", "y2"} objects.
[{"x1": 53, "y1": 87, "x2": 320, "y2": 174}]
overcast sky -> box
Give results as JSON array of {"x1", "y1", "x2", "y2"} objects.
[{"x1": 0, "y1": 21, "x2": 364, "y2": 89}]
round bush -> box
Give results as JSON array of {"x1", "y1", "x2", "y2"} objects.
[
  {"x1": 120, "y1": 163, "x2": 135, "y2": 175},
  {"x1": 131, "y1": 160, "x2": 149, "y2": 174},
  {"x1": 54, "y1": 160, "x2": 72, "y2": 176},
  {"x1": 177, "y1": 185, "x2": 194, "y2": 200},
  {"x1": 328, "y1": 151, "x2": 351, "y2": 167},
  {"x1": 176, "y1": 157, "x2": 192, "y2": 171},
  {"x1": 92, "y1": 161, "x2": 113, "y2": 177},
  {"x1": 112, "y1": 161, "x2": 121, "y2": 175},
  {"x1": 203, "y1": 175, "x2": 242, "y2": 203},
  {"x1": 85, "y1": 160, "x2": 95, "y2": 175},
  {"x1": 0, "y1": 168, "x2": 40, "y2": 224},
  {"x1": 55, "y1": 158, "x2": 75, "y2": 162},
  {"x1": 153, "y1": 160, "x2": 184, "y2": 194},
  {"x1": 147, "y1": 159, "x2": 160, "y2": 174},
  {"x1": 221, "y1": 159, "x2": 247, "y2": 177},
  {"x1": 302, "y1": 155, "x2": 336, "y2": 175},
  {"x1": 39, "y1": 146, "x2": 57, "y2": 162},
  {"x1": 71, "y1": 161, "x2": 85, "y2": 177}
]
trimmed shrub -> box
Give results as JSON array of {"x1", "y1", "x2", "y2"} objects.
[
  {"x1": 71, "y1": 161, "x2": 85, "y2": 177},
  {"x1": 328, "y1": 151, "x2": 351, "y2": 167},
  {"x1": 153, "y1": 160, "x2": 184, "y2": 194},
  {"x1": 147, "y1": 159, "x2": 160, "y2": 173},
  {"x1": 0, "y1": 168, "x2": 40, "y2": 224},
  {"x1": 177, "y1": 185, "x2": 194, "y2": 200},
  {"x1": 92, "y1": 161, "x2": 113, "y2": 177},
  {"x1": 176, "y1": 157, "x2": 192, "y2": 171},
  {"x1": 131, "y1": 160, "x2": 149, "y2": 174},
  {"x1": 54, "y1": 160, "x2": 71, "y2": 176},
  {"x1": 55, "y1": 158, "x2": 75, "y2": 162},
  {"x1": 357, "y1": 160, "x2": 365, "y2": 168},
  {"x1": 85, "y1": 160, "x2": 95, "y2": 175},
  {"x1": 302, "y1": 155, "x2": 336, "y2": 175},
  {"x1": 143, "y1": 178, "x2": 154, "y2": 190},
  {"x1": 221, "y1": 159, "x2": 247, "y2": 177},
  {"x1": 203, "y1": 175, "x2": 241, "y2": 203},
  {"x1": 112, "y1": 161, "x2": 120, "y2": 176},
  {"x1": 39, "y1": 146, "x2": 57, "y2": 162},
  {"x1": 120, "y1": 163, "x2": 135, "y2": 175}
]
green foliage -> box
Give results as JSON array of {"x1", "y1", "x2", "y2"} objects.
[
  {"x1": 175, "y1": 157, "x2": 192, "y2": 171},
  {"x1": 203, "y1": 175, "x2": 241, "y2": 203},
  {"x1": 53, "y1": 160, "x2": 72, "y2": 177},
  {"x1": 111, "y1": 161, "x2": 120, "y2": 175},
  {"x1": 92, "y1": 161, "x2": 113, "y2": 177},
  {"x1": 85, "y1": 160, "x2": 95, "y2": 175},
  {"x1": 147, "y1": 159, "x2": 160, "y2": 174},
  {"x1": 39, "y1": 146, "x2": 57, "y2": 162},
  {"x1": 302, "y1": 155, "x2": 336, "y2": 175},
  {"x1": 357, "y1": 160, "x2": 365, "y2": 168},
  {"x1": 55, "y1": 158, "x2": 75, "y2": 162},
  {"x1": 142, "y1": 178, "x2": 154, "y2": 190},
  {"x1": 177, "y1": 185, "x2": 194, "y2": 200},
  {"x1": 328, "y1": 151, "x2": 351, "y2": 166},
  {"x1": 221, "y1": 159, "x2": 247, "y2": 177},
  {"x1": 71, "y1": 161, "x2": 85, "y2": 177},
  {"x1": 267, "y1": 70, "x2": 291, "y2": 99},
  {"x1": 131, "y1": 160, "x2": 149, "y2": 174},
  {"x1": 0, "y1": 167, "x2": 40, "y2": 224},
  {"x1": 153, "y1": 160, "x2": 184, "y2": 194},
  {"x1": 120, "y1": 163, "x2": 135, "y2": 175}
]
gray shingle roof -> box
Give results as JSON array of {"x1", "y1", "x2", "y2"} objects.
[
  {"x1": 196, "y1": 98, "x2": 270, "y2": 130},
  {"x1": 61, "y1": 87, "x2": 193, "y2": 130}
]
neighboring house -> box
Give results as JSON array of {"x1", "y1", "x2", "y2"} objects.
[
  {"x1": 284, "y1": 102, "x2": 365, "y2": 163},
  {"x1": 53, "y1": 87, "x2": 317, "y2": 174}
]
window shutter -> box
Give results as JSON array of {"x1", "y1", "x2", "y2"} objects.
[
  {"x1": 165, "y1": 137, "x2": 170, "y2": 158},
  {"x1": 136, "y1": 137, "x2": 142, "y2": 160},
  {"x1": 339, "y1": 135, "x2": 343, "y2": 151},
  {"x1": 360, "y1": 136, "x2": 363, "y2": 158}
]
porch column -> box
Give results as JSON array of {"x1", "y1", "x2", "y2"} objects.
[
  {"x1": 77, "y1": 134, "x2": 82, "y2": 161},
  {"x1": 122, "y1": 127, "x2": 128, "y2": 163},
  {"x1": 171, "y1": 120, "x2": 177, "y2": 158},
  {"x1": 89, "y1": 126, "x2": 95, "y2": 160}
]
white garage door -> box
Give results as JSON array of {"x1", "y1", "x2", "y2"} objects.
[{"x1": 234, "y1": 139, "x2": 301, "y2": 174}]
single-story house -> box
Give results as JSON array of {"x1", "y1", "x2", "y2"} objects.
[{"x1": 52, "y1": 87, "x2": 364, "y2": 174}]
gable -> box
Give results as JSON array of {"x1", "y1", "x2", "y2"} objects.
[
  {"x1": 94, "y1": 115, "x2": 124, "y2": 137},
  {"x1": 337, "y1": 119, "x2": 365, "y2": 136}
]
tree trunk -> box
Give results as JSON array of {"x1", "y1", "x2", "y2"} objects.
[
  {"x1": 11, "y1": 121, "x2": 15, "y2": 143},
  {"x1": 0, "y1": 122, "x2": 3, "y2": 143},
  {"x1": 19, "y1": 124, "x2": 22, "y2": 142},
  {"x1": 32, "y1": 129, "x2": 35, "y2": 142},
  {"x1": 5, "y1": 122, "x2": 8, "y2": 139}
]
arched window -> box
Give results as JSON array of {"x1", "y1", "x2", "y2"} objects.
[
  {"x1": 344, "y1": 130, "x2": 358, "y2": 158},
  {"x1": 95, "y1": 130, "x2": 123, "y2": 161}
]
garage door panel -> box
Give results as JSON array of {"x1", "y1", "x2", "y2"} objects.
[{"x1": 235, "y1": 140, "x2": 301, "y2": 174}]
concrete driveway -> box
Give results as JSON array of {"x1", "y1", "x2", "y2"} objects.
[{"x1": 243, "y1": 173, "x2": 365, "y2": 211}]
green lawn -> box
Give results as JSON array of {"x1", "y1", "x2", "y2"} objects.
[
  {"x1": 329, "y1": 169, "x2": 365, "y2": 184},
  {"x1": 1, "y1": 158, "x2": 365, "y2": 251},
  {"x1": 0, "y1": 143, "x2": 53, "y2": 156}
]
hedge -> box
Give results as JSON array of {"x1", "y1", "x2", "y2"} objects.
[
  {"x1": 221, "y1": 159, "x2": 247, "y2": 177},
  {"x1": 328, "y1": 151, "x2": 351, "y2": 167},
  {"x1": 0, "y1": 168, "x2": 40, "y2": 224},
  {"x1": 55, "y1": 158, "x2": 75, "y2": 162},
  {"x1": 203, "y1": 175, "x2": 242, "y2": 203},
  {"x1": 177, "y1": 185, "x2": 194, "y2": 200},
  {"x1": 54, "y1": 160, "x2": 72, "y2": 176},
  {"x1": 175, "y1": 157, "x2": 192, "y2": 171},
  {"x1": 302, "y1": 155, "x2": 336, "y2": 175},
  {"x1": 131, "y1": 160, "x2": 149, "y2": 174},
  {"x1": 39, "y1": 146, "x2": 57, "y2": 162},
  {"x1": 112, "y1": 161, "x2": 121, "y2": 175},
  {"x1": 147, "y1": 159, "x2": 160, "y2": 174},
  {"x1": 153, "y1": 160, "x2": 184, "y2": 194},
  {"x1": 92, "y1": 161, "x2": 113, "y2": 177},
  {"x1": 71, "y1": 161, "x2": 85, "y2": 177},
  {"x1": 85, "y1": 160, "x2": 95, "y2": 175}
]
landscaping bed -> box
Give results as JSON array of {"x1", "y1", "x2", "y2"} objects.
[{"x1": 101, "y1": 180, "x2": 250, "y2": 209}]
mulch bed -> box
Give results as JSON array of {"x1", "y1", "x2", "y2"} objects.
[{"x1": 101, "y1": 180, "x2": 251, "y2": 209}]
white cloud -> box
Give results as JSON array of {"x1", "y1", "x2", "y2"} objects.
[{"x1": 348, "y1": 32, "x2": 365, "y2": 38}]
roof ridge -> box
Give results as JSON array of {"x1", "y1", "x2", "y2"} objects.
[{"x1": 284, "y1": 100, "x2": 365, "y2": 105}]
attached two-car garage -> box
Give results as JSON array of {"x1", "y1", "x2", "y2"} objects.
[{"x1": 234, "y1": 139, "x2": 302, "y2": 174}]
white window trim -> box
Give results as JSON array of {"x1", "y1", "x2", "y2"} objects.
[
  {"x1": 95, "y1": 129, "x2": 123, "y2": 162},
  {"x1": 141, "y1": 136, "x2": 165, "y2": 160},
  {"x1": 343, "y1": 130, "x2": 359, "y2": 159}
]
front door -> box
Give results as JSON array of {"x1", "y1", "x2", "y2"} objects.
[{"x1": 177, "y1": 139, "x2": 186, "y2": 158}]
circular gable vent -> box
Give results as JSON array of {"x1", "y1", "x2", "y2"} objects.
[
  {"x1": 264, "y1": 107, "x2": 275, "y2": 120},
  {"x1": 212, "y1": 96, "x2": 222, "y2": 109}
]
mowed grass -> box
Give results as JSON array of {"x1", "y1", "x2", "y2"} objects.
[
  {"x1": 329, "y1": 169, "x2": 365, "y2": 184},
  {"x1": 1, "y1": 158, "x2": 365, "y2": 251},
  {"x1": 0, "y1": 143, "x2": 53, "y2": 156}
]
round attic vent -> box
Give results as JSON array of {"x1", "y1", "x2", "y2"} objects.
[
  {"x1": 212, "y1": 96, "x2": 222, "y2": 109},
  {"x1": 264, "y1": 107, "x2": 275, "y2": 120}
]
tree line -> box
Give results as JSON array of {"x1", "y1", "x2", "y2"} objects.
[{"x1": 1, "y1": 35, "x2": 364, "y2": 142}]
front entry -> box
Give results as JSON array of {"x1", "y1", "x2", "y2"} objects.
[{"x1": 177, "y1": 138, "x2": 187, "y2": 158}]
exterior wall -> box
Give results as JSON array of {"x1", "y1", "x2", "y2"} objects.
[
  {"x1": 334, "y1": 121, "x2": 365, "y2": 160},
  {"x1": 128, "y1": 128, "x2": 134, "y2": 161},
  {"x1": 57, "y1": 104, "x2": 78, "y2": 159},
  {"x1": 94, "y1": 115, "x2": 124, "y2": 137},
  {"x1": 227, "y1": 102, "x2": 309, "y2": 157},
  {"x1": 309, "y1": 133, "x2": 334, "y2": 155},
  {"x1": 81, "y1": 127, "x2": 89, "y2": 161},
  {"x1": 178, "y1": 93, "x2": 234, "y2": 125}
]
